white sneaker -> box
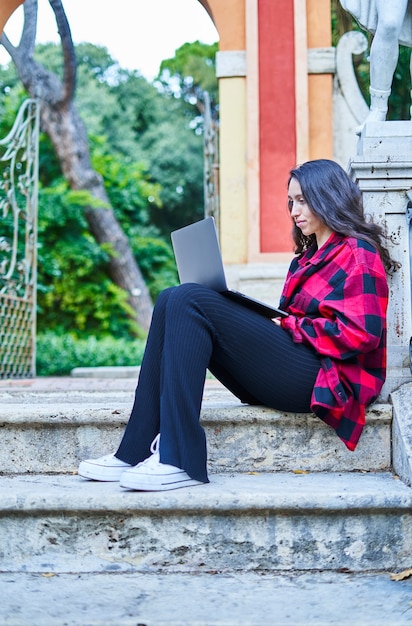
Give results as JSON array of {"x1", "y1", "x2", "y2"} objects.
[
  {"x1": 78, "y1": 454, "x2": 131, "y2": 482},
  {"x1": 120, "y1": 434, "x2": 205, "y2": 491}
]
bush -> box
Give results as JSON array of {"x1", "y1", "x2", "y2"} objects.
[{"x1": 36, "y1": 333, "x2": 146, "y2": 376}]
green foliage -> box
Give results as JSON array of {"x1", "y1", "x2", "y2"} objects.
[
  {"x1": 29, "y1": 42, "x2": 207, "y2": 237},
  {"x1": 90, "y1": 143, "x2": 180, "y2": 298},
  {"x1": 138, "y1": 117, "x2": 205, "y2": 233},
  {"x1": 156, "y1": 41, "x2": 219, "y2": 135},
  {"x1": 0, "y1": 82, "x2": 27, "y2": 136},
  {"x1": 133, "y1": 236, "x2": 178, "y2": 300},
  {"x1": 75, "y1": 43, "x2": 118, "y2": 81},
  {"x1": 0, "y1": 60, "x2": 20, "y2": 96},
  {"x1": 72, "y1": 42, "x2": 206, "y2": 235},
  {"x1": 391, "y1": 46, "x2": 412, "y2": 121},
  {"x1": 36, "y1": 180, "x2": 141, "y2": 338},
  {"x1": 90, "y1": 139, "x2": 160, "y2": 230},
  {"x1": 36, "y1": 332, "x2": 146, "y2": 376},
  {"x1": 103, "y1": 69, "x2": 167, "y2": 157},
  {"x1": 158, "y1": 40, "x2": 219, "y2": 128}
]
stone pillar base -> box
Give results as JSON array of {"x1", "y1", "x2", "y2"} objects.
[{"x1": 349, "y1": 121, "x2": 412, "y2": 399}]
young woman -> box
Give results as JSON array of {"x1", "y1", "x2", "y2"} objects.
[{"x1": 79, "y1": 159, "x2": 394, "y2": 491}]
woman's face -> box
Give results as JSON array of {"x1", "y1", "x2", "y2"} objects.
[{"x1": 288, "y1": 177, "x2": 333, "y2": 248}]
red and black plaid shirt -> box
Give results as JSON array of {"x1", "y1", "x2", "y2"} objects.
[{"x1": 280, "y1": 232, "x2": 388, "y2": 450}]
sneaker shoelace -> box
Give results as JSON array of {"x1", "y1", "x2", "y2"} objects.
[
  {"x1": 136, "y1": 434, "x2": 161, "y2": 469},
  {"x1": 150, "y1": 433, "x2": 160, "y2": 454},
  {"x1": 135, "y1": 433, "x2": 182, "y2": 473}
]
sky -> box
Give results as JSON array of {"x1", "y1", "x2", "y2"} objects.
[{"x1": 0, "y1": 0, "x2": 219, "y2": 80}]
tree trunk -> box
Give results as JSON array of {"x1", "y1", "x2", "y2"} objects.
[{"x1": 0, "y1": 0, "x2": 153, "y2": 332}]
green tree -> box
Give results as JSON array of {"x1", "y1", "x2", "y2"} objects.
[
  {"x1": 137, "y1": 115, "x2": 205, "y2": 234},
  {"x1": 34, "y1": 40, "x2": 207, "y2": 236},
  {"x1": 156, "y1": 40, "x2": 219, "y2": 227},
  {"x1": 37, "y1": 181, "x2": 139, "y2": 338},
  {"x1": 158, "y1": 40, "x2": 219, "y2": 127}
]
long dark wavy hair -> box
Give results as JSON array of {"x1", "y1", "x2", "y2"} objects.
[{"x1": 288, "y1": 159, "x2": 397, "y2": 274}]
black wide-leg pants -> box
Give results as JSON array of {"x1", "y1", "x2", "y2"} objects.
[{"x1": 115, "y1": 283, "x2": 321, "y2": 482}]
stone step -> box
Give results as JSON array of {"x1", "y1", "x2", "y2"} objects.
[
  {"x1": 391, "y1": 383, "x2": 412, "y2": 487},
  {"x1": 2, "y1": 471, "x2": 412, "y2": 575},
  {"x1": 0, "y1": 570, "x2": 411, "y2": 625},
  {"x1": 0, "y1": 381, "x2": 392, "y2": 474}
]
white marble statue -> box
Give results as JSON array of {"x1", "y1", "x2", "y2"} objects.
[{"x1": 340, "y1": 0, "x2": 412, "y2": 129}]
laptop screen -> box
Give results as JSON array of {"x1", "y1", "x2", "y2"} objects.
[{"x1": 171, "y1": 217, "x2": 227, "y2": 292}]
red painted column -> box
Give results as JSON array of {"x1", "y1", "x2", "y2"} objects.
[{"x1": 258, "y1": 0, "x2": 296, "y2": 253}]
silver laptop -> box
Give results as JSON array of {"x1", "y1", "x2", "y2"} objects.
[{"x1": 171, "y1": 217, "x2": 288, "y2": 318}]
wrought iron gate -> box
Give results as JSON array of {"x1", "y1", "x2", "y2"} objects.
[
  {"x1": 0, "y1": 98, "x2": 39, "y2": 379},
  {"x1": 203, "y1": 91, "x2": 219, "y2": 228}
]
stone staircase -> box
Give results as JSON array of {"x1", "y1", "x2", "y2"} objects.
[{"x1": 1, "y1": 374, "x2": 412, "y2": 625}]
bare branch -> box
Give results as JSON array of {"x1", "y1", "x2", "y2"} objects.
[
  {"x1": 1, "y1": 0, "x2": 76, "y2": 107},
  {"x1": 0, "y1": 31, "x2": 17, "y2": 57},
  {"x1": 19, "y1": 0, "x2": 37, "y2": 55},
  {"x1": 0, "y1": 0, "x2": 37, "y2": 64},
  {"x1": 48, "y1": 0, "x2": 77, "y2": 104}
]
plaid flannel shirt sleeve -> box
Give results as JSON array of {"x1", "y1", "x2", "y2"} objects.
[{"x1": 280, "y1": 263, "x2": 388, "y2": 360}]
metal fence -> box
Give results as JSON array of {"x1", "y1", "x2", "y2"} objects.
[
  {"x1": 0, "y1": 98, "x2": 39, "y2": 379},
  {"x1": 203, "y1": 91, "x2": 219, "y2": 229}
]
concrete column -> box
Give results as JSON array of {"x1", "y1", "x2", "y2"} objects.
[
  {"x1": 306, "y1": 0, "x2": 333, "y2": 160},
  {"x1": 216, "y1": 52, "x2": 247, "y2": 264},
  {"x1": 348, "y1": 121, "x2": 412, "y2": 400}
]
